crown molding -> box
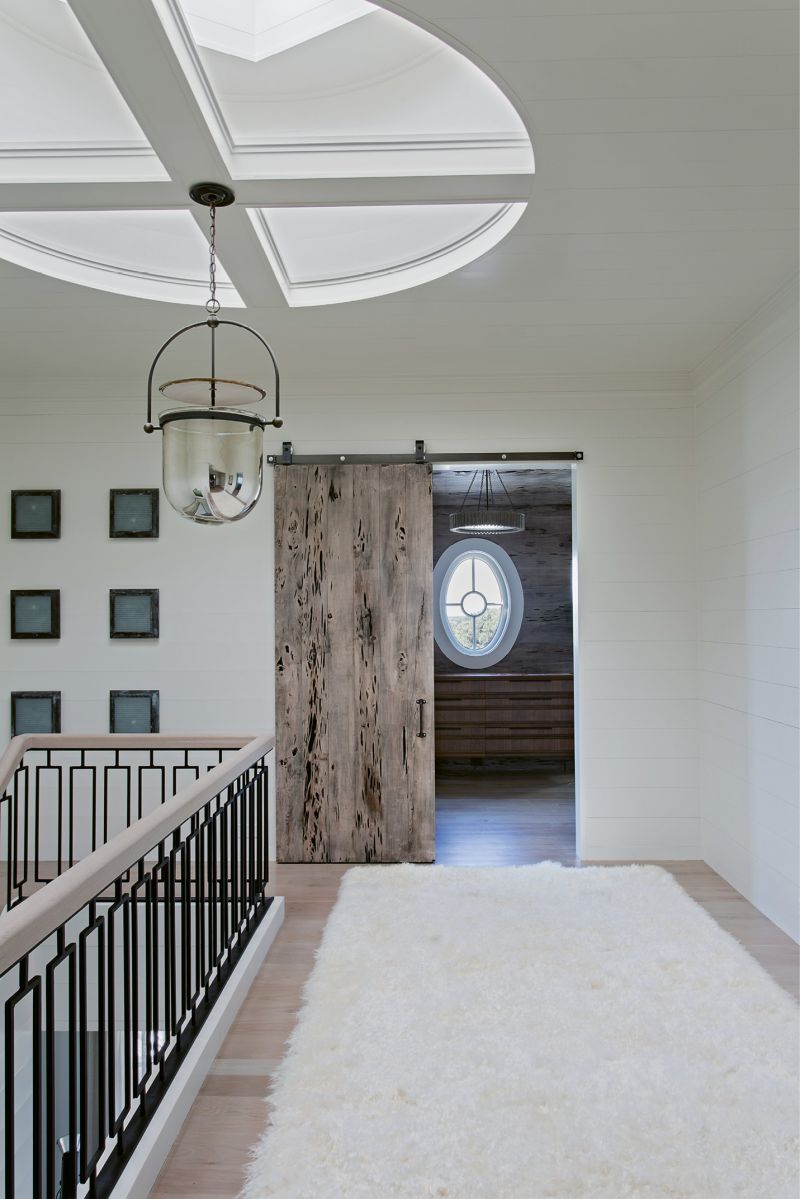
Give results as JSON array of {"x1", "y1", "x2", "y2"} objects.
[{"x1": 691, "y1": 273, "x2": 799, "y2": 392}]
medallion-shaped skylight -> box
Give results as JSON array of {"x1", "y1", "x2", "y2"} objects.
[{"x1": 0, "y1": 0, "x2": 534, "y2": 307}]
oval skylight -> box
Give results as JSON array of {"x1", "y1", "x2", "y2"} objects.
[{"x1": 0, "y1": 0, "x2": 534, "y2": 307}]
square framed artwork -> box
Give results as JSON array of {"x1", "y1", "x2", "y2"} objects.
[
  {"x1": 109, "y1": 489, "x2": 159, "y2": 539},
  {"x1": 109, "y1": 589, "x2": 159, "y2": 639},
  {"x1": 109, "y1": 690, "x2": 160, "y2": 734},
  {"x1": 11, "y1": 691, "x2": 61, "y2": 735},
  {"x1": 10, "y1": 590, "x2": 60, "y2": 639},
  {"x1": 11, "y1": 490, "x2": 61, "y2": 539}
]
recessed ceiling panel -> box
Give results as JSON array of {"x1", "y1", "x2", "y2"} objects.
[
  {"x1": 168, "y1": 1, "x2": 534, "y2": 178},
  {"x1": 0, "y1": 210, "x2": 243, "y2": 305},
  {"x1": 249, "y1": 203, "x2": 527, "y2": 306},
  {"x1": 0, "y1": 0, "x2": 167, "y2": 181}
]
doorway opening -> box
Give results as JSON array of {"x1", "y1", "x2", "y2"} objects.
[{"x1": 431, "y1": 466, "x2": 577, "y2": 866}]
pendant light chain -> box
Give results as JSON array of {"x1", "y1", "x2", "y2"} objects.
[
  {"x1": 206, "y1": 203, "x2": 220, "y2": 317},
  {"x1": 144, "y1": 181, "x2": 283, "y2": 527}
]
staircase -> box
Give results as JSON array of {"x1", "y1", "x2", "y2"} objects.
[{"x1": 0, "y1": 733, "x2": 278, "y2": 1199}]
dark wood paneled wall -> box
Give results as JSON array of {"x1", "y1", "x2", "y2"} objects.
[
  {"x1": 435, "y1": 673, "x2": 574, "y2": 760},
  {"x1": 432, "y1": 468, "x2": 573, "y2": 675}
]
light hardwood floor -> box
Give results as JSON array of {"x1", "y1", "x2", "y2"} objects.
[{"x1": 150, "y1": 771, "x2": 799, "y2": 1197}]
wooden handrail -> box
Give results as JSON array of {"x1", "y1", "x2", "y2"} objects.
[
  {"x1": 0, "y1": 733, "x2": 274, "y2": 976},
  {"x1": 0, "y1": 732, "x2": 259, "y2": 799}
]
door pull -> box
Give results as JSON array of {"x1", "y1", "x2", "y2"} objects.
[{"x1": 416, "y1": 698, "x2": 427, "y2": 738}]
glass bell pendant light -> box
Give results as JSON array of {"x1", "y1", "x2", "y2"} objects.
[
  {"x1": 449, "y1": 469, "x2": 525, "y2": 535},
  {"x1": 144, "y1": 183, "x2": 282, "y2": 524}
]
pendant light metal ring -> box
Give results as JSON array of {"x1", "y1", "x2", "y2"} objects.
[{"x1": 144, "y1": 318, "x2": 282, "y2": 432}]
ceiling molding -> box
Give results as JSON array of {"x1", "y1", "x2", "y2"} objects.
[
  {"x1": 0, "y1": 221, "x2": 242, "y2": 302},
  {"x1": 0, "y1": 140, "x2": 155, "y2": 160},
  {"x1": 691, "y1": 273, "x2": 799, "y2": 391},
  {"x1": 0, "y1": 0, "x2": 534, "y2": 310},
  {"x1": 249, "y1": 202, "x2": 526, "y2": 306},
  {"x1": 231, "y1": 133, "x2": 530, "y2": 155},
  {"x1": 256, "y1": 204, "x2": 515, "y2": 289}
]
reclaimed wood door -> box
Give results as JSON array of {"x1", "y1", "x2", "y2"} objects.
[{"x1": 274, "y1": 463, "x2": 435, "y2": 862}]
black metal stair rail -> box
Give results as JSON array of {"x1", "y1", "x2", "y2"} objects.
[{"x1": 0, "y1": 734, "x2": 273, "y2": 1199}]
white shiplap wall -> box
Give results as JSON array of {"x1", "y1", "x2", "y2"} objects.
[
  {"x1": 0, "y1": 372, "x2": 699, "y2": 862},
  {"x1": 694, "y1": 285, "x2": 799, "y2": 939},
  {"x1": 0, "y1": 404, "x2": 275, "y2": 735}
]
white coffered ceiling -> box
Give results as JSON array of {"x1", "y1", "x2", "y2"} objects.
[{"x1": 0, "y1": 0, "x2": 796, "y2": 382}]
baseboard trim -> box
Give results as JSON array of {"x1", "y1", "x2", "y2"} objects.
[{"x1": 110, "y1": 896, "x2": 285, "y2": 1199}]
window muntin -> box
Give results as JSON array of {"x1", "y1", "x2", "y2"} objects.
[{"x1": 442, "y1": 550, "x2": 510, "y2": 656}]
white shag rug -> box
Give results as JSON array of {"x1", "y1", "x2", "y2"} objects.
[{"x1": 242, "y1": 864, "x2": 799, "y2": 1199}]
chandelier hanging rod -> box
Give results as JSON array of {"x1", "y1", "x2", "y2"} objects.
[{"x1": 144, "y1": 318, "x2": 282, "y2": 433}]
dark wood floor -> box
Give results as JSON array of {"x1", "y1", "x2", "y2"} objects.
[{"x1": 435, "y1": 765, "x2": 577, "y2": 866}]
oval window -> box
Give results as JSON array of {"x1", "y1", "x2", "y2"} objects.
[
  {"x1": 442, "y1": 551, "x2": 509, "y2": 655},
  {"x1": 433, "y1": 539, "x2": 524, "y2": 669}
]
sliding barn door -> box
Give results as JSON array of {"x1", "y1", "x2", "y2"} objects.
[{"x1": 275, "y1": 463, "x2": 435, "y2": 862}]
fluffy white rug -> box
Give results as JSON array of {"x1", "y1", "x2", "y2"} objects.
[{"x1": 242, "y1": 864, "x2": 799, "y2": 1199}]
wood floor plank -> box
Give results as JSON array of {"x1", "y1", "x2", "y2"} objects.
[{"x1": 150, "y1": 771, "x2": 798, "y2": 1196}]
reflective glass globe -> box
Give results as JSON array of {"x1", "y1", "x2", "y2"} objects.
[{"x1": 160, "y1": 409, "x2": 266, "y2": 524}]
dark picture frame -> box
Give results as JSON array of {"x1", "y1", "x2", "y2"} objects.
[
  {"x1": 11, "y1": 490, "x2": 61, "y2": 539},
  {"x1": 109, "y1": 589, "x2": 160, "y2": 639},
  {"x1": 109, "y1": 489, "x2": 159, "y2": 539},
  {"x1": 109, "y1": 690, "x2": 160, "y2": 734},
  {"x1": 11, "y1": 691, "x2": 61, "y2": 735},
  {"x1": 10, "y1": 589, "x2": 61, "y2": 639}
]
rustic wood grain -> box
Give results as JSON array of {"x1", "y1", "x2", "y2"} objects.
[
  {"x1": 405, "y1": 465, "x2": 435, "y2": 861},
  {"x1": 353, "y1": 464, "x2": 386, "y2": 862},
  {"x1": 275, "y1": 464, "x2": 435, "y2": 862},
  {"x1": 326, "y1": 468, "x2": 357, "y2": 860}
]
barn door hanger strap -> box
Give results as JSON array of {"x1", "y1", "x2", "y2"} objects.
[{"x1": 266, "y1": 442, "x2": 583, "y2": 465}]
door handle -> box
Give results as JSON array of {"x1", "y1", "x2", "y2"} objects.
[{"x1": 416, "y1": 698, "x2": 427, "y2": 738}]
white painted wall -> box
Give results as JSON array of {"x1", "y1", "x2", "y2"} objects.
[
  {"x1": 694, "y1": 285, "x2": 799, "y2": 940},
  {"x1": 0, "y1": 388, "x2": 274, "y2": 735},
  {"x1": 1, "y1": 369, "x2": 700, "y2": 863}
]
